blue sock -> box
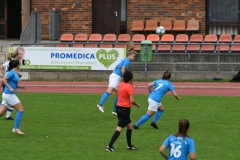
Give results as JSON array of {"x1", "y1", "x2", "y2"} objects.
[
  {"x1": 135, "y1": 114, "x2": 151, "y2": 127},
  {"x1": 153, "y1": 110, "x2": 164, "y2": 123},
  {"x1": 99, "y1": 92, "x2": 110, "y2": 106},
  {"x1": 14, "y1": 111, "x2": 24, "y2": 129},
  {"x1": 113, "y1": 97, "x2": 118, "y2": 112}
]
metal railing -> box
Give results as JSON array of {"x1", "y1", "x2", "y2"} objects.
[
  {"x1": 10, "y1": 42, "x2": 240, "y2": 73},
  {"x1": 20, "y1": 12, "x2": 41, "y2": 43}
]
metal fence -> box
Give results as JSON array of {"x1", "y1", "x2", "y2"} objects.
[
  {"x1": 20, "y1": 12, "x2": 41, "y2": 43},
  {"x1": 10, "y1": 42, "x2": 240, "y2": 73}
]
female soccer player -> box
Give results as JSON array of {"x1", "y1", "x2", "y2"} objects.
[
  {"x1": 106, "y1": 71, "x2": 140, "y2": 152},
  {"x1": 97, "y1": 42, "x2": 136, "y2": 116},
  {"x1": 0, "y1": 60, "x2": 27, "y2": 134},
  {"x1": 0, "y1": 47, "x2": 25, "y2": 120},
  {"x1": 159, "y1": 119, "x2": 196, "y2": 160},
  {"x1": 133, "y1": 71, "x2": 180, "y2": 129}
]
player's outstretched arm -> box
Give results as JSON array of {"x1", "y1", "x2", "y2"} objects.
[{"x1": 172, "y1": 91, "x2": 180, "y2": 100}]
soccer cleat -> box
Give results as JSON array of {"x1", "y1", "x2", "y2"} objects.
[
  {"x1": 106, "y1": 146, "x2": 114, "y2": 152},
  {"x1": 12, "y1": 128, "x2": 24, "y2": 135},
  {"x1": 112, "y1": 111, "x2": 117, "y2": 117},
  {"x1": 127, "y1": 145, "x2": 139, "y2": 150},
  {"x1": 5, "y1": 116, "x2": 14, "y2": 120},
  {"x1": 97, "y1": 104, "x2": 104, "y2": 113},
  {"x1": 151, "y1": 122, "x2": 158, "y2": 129},
  {"x1": 133, "y1": 125, "x2": 139, "y2": 129}
]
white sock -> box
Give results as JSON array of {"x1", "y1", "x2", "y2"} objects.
[{"x1": 6, "y1": 107, "x2": 14, "y2": 118}]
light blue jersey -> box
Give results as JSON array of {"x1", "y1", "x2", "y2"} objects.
[
  {"x1": 113, "y1": 58, "x2": 130, "y2": 77},
  {"x1": 4, "y1": 70, "x2": 20, "y2": 94},
  {"x1": 163, "y1": 135, "x2": 195, "y2": 160},
  {"x1": 148, "y1": 79, "x2": 174, "y2": 103}
]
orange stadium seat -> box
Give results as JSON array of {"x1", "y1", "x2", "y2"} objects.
[
  {"x1": 86, "y1": 34, "x2": 102, "y2": 48},
  {"x1": 231, "y1": 35, "x2": 240, "y2": 52},
  {"x1": 186, "y1": 20, "x2": 199, "y2": 32},
  {"x1": 130, "y1": 20, "x2": 144, "y2": 32},
  {"x1": 131, "y1": 34, "x2": 145, "y2": 51},
  {"x1": 144, "y1": 20, "x2": 158, "y2": 32},
  {"x1": 100, "y1": 34, "x2": 117, "y2": 48},
  {"x1": 187, "y1": 34, "x2": 203, "y2": 52},
  {"x1": 146, "y1": 34, "x2": 160, "y2": 50},
  {"x1": 85, "y1": 44, "x2": 98, "y2": 48},
  {"x1": 201, "y1": 34, "x2": 218, "y2": 52},
  {"x1": 115, "y1": 34, "x2": 131, "y2": 48},
  {"x1": 172, "y1": 20, "x2": 186, "y2": 31},
  {"x1": 72, "y1": 33, "x2": 88, "y2": 48},
  {"x1": 160, "y1": 20, "x2": 172, "y2": 31},
  {"x1": 218, "y1": 34, "x2": 232, "y2": 52},
  {"x1": 157, "y1": 34, "x2": 174, "y2": 52},
  {"x1": 172, "y1": 34, "x2": 188, "y2": 52},
  {"x1": 56, "y1": 33, "x2": 73, "y2": 47}
]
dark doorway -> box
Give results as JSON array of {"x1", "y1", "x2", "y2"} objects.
[
  {"x1": 7, "y1": 0, "x2": 21, "y2": 38},
  {"x1": 92, "y1": 0, "x2": 119, "y2": 35}
]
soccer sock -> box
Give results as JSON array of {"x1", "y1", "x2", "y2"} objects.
[
  {"x1": 152, "y1": 110, "x2": 164, "y2": 123},
  {"x1": 126, "y1": 129, "x2": 132, "y2": 147},
  {"x1": 6, "y1": 106, "x2": 14, "y2": 118},
  {"x1": 113, "y1": 97, "x2": 118, "y2": 112},
  {"x1": 14, "y1": 111, "x2": 24, "y2": 129},
  {"x1": 99, "y1": 92, "x2": 110, "y2": 106},
  {"x1": 135, "y1": 114, "x2": 151, "y2": 127},
  {"x1": 108, "y1": 130, "x2": 120, "y2": 147}
]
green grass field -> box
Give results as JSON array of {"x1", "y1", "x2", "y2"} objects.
[{"x1": 0, "y1": 93, "x2": 239, "y2": 160}]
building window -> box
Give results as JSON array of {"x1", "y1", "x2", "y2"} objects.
[
  {"x1": 120, "y1": 0, "x2": 126, "y2": 22},
  {"x1": 209, "y1": 0, "x2": 238, "y2": 22},
  {"x1": 207, "y1": 0, "x2": 239, "y2": 35}
]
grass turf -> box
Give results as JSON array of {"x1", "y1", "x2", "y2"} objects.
[{"x1": 0, "y1": 93, "x2": 239, "y2": 160}]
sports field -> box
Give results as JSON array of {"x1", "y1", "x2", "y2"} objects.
[{"x1": 0, "y1": 82, "x2": 239, "y2": 160}]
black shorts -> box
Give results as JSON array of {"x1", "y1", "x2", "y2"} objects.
[{"x1": 117, "y1": 106, "x2": 131, "y2": 128}]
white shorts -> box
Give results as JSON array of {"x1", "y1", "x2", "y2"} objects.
[
  {"x1": 1, "y1": 93, "x2": 20, "y2": 109},
  {"x1": 148, "y1": 98, "x2": 162, "y2": 111},
  {"x1": 109, "y1": 73, "x2": 122, "y2": 90}
]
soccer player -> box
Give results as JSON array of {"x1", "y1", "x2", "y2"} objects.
[
  {"x1": 97, "y1": 42, "x2": 136, "y2": 116},
  {"x1": 0, "y1": 47, "x2": 25, "y2": 120},
  {"x1": 159, "y1": 119, "x2": 196, "y2": 160},
  {"x1": 0, "y1": 60, "x2": 27, "y2": 134},
  {"x1": 133, "y1": 71, "x2": 180, "y2": 129},
  {"x1": 105, "y1": 71, "x2": 140, "y2": 152}
]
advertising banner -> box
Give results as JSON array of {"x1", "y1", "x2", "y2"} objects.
[{"x1": 9, "y1": 47, "x2": 126, "y2": 70}]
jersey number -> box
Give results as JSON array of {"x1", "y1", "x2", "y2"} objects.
[
  {"x1": 170, "y1": 143, "x2": 182, "y2": 158},
  {"x1": 155, "y1": 83, "x2": 163, "y2": 90}
]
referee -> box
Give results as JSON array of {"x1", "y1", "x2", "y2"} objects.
[{"x1": 106, "y1": 70, "x2": 140, "y2": 152}]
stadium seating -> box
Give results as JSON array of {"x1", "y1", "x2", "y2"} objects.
[
  {"x1": 131, "y1": 34, "x2": 145, "y2": 51},
  {"x1": 85, "y1": 44, "x2": 98, "y2": 48},
  {"x1": 187, "y1": 34, "x2": 203, "y2": 52},
  {"x1": 144, "y1": 20, "x2": 158, "y2": 32},
  {"x1": 172, "y1": 34, "x2": 188, "y2": 52},
  {"x1": 186, "y1": 20, "x2": 199, "y2": 32},
  {"x1": 87, "y1": 33, "x2": 102, "y2": 48},
  {"x1": 201, "y1": 34, "x2": 218, "y2": 52},
  {"x1": 72, "y1": 33, "x2": 88, "y2": 48},
  {"x1": 218, "y1": 34, "x2": 232, "y2": 52},
  {"x1": 172, "y1": 20, "x2": 186, "y2": 31},
  {"x1": 130, "y1": 20, "x2": 144, "y2": 32},
  {"x1": 146, "y1": 34, "x2": 160, "y2": 51},
  {"x1": 231, "y1": 35, "x2": 240, "y2": 52},
  {"x1": 57, "y1": 33, "x2": 73, "y2": 47},
  {"x1": 115, "y1": 34, "x2": 131, "y2": 48},
  {"x1": 100, "y1": 34, "x2": 117, "y2": 48},
  {"x1": 157, "y1": 34, "x2": 174, "y2": 52},
  {"x1": 160, "y1": 20, "x2": 172, "y2": 31}
]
